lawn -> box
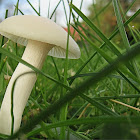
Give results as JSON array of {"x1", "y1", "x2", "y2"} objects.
[{"x1": 0, "y1": 0, "x2": 140, "y2": 139}]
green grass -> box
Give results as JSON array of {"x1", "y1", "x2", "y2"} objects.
[{"x1": 0, "y1": 0, "x2": 140, "y2": 139}]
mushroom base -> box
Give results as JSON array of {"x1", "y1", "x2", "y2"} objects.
[{"x1": 0, "y1": 40, "x2": 53, "y2": 135}]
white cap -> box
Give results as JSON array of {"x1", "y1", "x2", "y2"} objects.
[{"x1": 0, "y1": 15, "x2": 80, "y2": 59}]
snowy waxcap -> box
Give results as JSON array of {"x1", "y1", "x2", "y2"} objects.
[{"x1": 0, "y1": 15, "x2": 80, "y2": 59}]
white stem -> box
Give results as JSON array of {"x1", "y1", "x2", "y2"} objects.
[{"x1": 0, "y1": 40, "x2": 53, "y2": 135}]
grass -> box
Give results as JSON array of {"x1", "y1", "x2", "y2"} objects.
[{"x1": 0, "y1": 0, "x2": 140, "y2": 139}]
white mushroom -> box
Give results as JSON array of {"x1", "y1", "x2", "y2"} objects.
[{"x1": 0, "y1": 15, "x2": 80, "y2": 135}]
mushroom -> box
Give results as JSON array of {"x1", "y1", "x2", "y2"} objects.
[{"x1": 0, "y1": 15, "x2": 80, "y2": 135}]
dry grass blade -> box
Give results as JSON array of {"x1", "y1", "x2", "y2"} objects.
[{"x1": 110, "y1": 99, "x2": 140, "y2": 112}]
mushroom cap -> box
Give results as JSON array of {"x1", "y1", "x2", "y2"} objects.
[{"x1": 0, "y1": 15, "x2": 80, "y2": 59}]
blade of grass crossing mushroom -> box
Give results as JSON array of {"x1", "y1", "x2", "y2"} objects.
[
  {"x1": 14, "y1": 0, "x2": 19, "y2": 56},
  {"x1": 49, "y1": 0, "x2": 63, "y2": 82},
  {"x1": 49, "y1": 0, "x2": 63, "y2": 83},
  {"x1": 10, "y1": 43, "x2": 140, "y2": 139},
  {"x1": 0, "y1": 47, "x2": 71, "y2": 91},
  {"x1": 60, "y1": 1, "x2": 73, "y2": 139},
  {"x1": 64, "y1": 4, "x2": 72, "y2": 84},
  {"x1": 10, "y1": 72, "x2": 42, "y2": 135},
  {"x1": 11, "y1": 81, "x2": 14, "y2": 135}
]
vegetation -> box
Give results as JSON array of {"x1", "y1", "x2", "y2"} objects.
[{"x1": 0, "y1": 0, "x2": 140, "y2": 139}]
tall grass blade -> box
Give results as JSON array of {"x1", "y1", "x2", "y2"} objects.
[
  {"x1": 14, "y1": 0, "x2": 19, "y2": 15},
  {"x1": 112, "y1": 0, "x2": 130, "y2": 49},
  {"x1": 38, "y1": 0, "x2": 40, "y2": 15},
  {"x1": 62, "y1": 0, "x2": 68, "y2": 23},
  {"x1": 50, "y1": 0, "x2": 62, "y2": 19},
  {"x1": 26, "y1": 0, "x2": 40, "y2": 16},
  {"x1": 0, "y1": 10, "x2": 8, "y2": 61}
]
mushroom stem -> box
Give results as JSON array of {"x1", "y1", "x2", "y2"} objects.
[{"x1": 0, "y1": 40, "x2": 53, "y2": 135}]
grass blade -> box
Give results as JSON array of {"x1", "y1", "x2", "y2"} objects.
[
  {"x1": 80, "y1": 94, "x2": 119, "y2": 116},
  {"x1": 50, "y1": 0, "x2": 62, "y2": 19},
  {"x1": 25, "y1": 116, "x2": 140, "y2": 137},
  {"x1": 0, "y1": 10, "x2": 8, "y2": 61},
  {"x1": 14, "y1": 0, "x2": 19, "y2": 15},
  {"x1": 113, "y1": 0, "x2": 130, "y2": 49},
  {"x1": 0, "y1": 47, "x2": 71, "y2": 90},
  {"x1": 26, "y1": 0, "x2": 40, "y2": 16}
]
